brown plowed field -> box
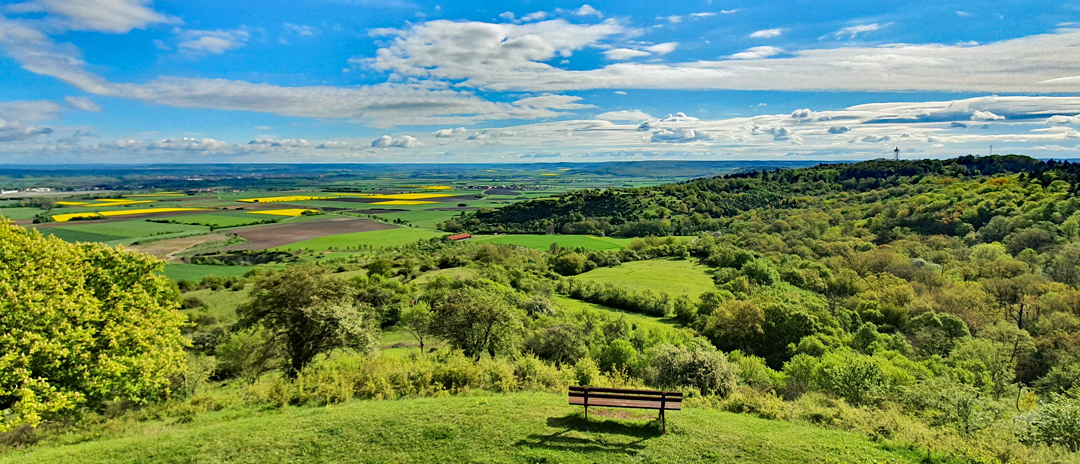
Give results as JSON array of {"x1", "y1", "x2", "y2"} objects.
[{"x1": 220, "y1": 217, "x2": 396, "y2": 251}]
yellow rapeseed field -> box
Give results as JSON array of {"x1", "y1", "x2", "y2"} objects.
[
  {"x1": 246, "y1": 209, "x2": 317, "y2": 216},
  {"x1": 333, "y1": 193, "x2": 454, "y2": 200},
  {"x1": 52, "y1": 208, "x2": 208, "y2": 222}
]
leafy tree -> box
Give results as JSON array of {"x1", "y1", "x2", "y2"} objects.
[
  {"x1": 552, "y1": 252, "x2": 586, "y2": 276},
  {"x1": 424, "y1": 279, "x2": 522, "y2": 360},
  {"x1": 0, "y1": 222, "x2": 187, "y2": 431},
  {"x1": 647, "y1": 342, "x2": 737, "y2": 396},
  {"x1": 399, "y1": 302, "x2": 435, "y2": 355},
  {"x1": 238, "y1": 266, "x2": 379, "y2": 378}
]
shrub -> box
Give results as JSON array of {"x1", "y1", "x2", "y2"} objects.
[
  {"x1": 1023, "y1": 396, "x2": 1080, "y2": 451},
  {"x1": 646, "y1": 342, "x2": 736, "y2": 397}
]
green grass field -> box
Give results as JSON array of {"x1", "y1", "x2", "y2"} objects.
[
  {"x1": 553, "y1": 295, "x2": 681, "y2": 332},
  {"x1": 0, "y1": 392, "x2": 917, "y2": 464},
  {"x1": 0, "y1": 207, "x2": 42, "y2": 220},
  {"x1": 37, "y1": 220, "x2": 208, "y2": 243},
  {"x1": 164, "y1": 264, "x2": 256, "y2": 283},
  {"x1": 472, "y1": 234, "x2": 633, "y2": 251},
  {"x1": 159, "y1": 213, "x2": 278, "y2": 228},
  {"x1": 274, "y1": 228, "x2": 444, "y2": 252},
  {"x1": 576, "y1": 259, "x2": 715, "y2": 300}
]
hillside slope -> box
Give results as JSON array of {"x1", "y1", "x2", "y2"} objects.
[{"x1": 2, "y1": 392, "x2": 916, "y2": 464}]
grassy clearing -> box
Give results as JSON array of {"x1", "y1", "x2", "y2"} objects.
[
  {"x1": 553, "y1": 295, "x2": 681, "y2": 332},
  {"x1": 576, "y1": 259, "x2": 715, "y2": 300},
  {"x1": 273, "y1": 228, "x2": 444, "y2": 252},
  {"x1": 412, "y1": 266, "x2": 480, "y2": 287},
  {"x1": 162, "y1": 213, "x2": 278, "y2": 228},
  {"x1": 0, "y1": 392, "x2": 916, "y2": 464},
  {"x1": 37, "y1": 220, "x2": 208, "y2": 242},
  {"x1": 163, "y1": 264, "x2": 256, "y2": 283},
  {"x1": 472, "y1": 234, "x2": 633, "y2": 251}
]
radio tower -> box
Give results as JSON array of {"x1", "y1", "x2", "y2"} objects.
[{"x1": 894, "y1": 147, "x2": 899, "y2": 161}]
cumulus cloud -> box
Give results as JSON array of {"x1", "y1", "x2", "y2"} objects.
[
  {"x1": 148, "y1": 137, "x2": 229, "y2": 151},
  {"x1": 971, "y1": 110, "x2": 1005, "y2": 121},
  {"x1": 828, "y1": 126, "x2": 851, "y2": 134},
  {"x1": 0, "y1": 118, "x2": 53, "y2": 142},
  {"x1": 603, "y1": 48, "x2": 651, "y2": 60},
  {"x1": 64, "y1": 96, "x2": 100, "y2": 112},
  {"x1": 729, "y1": 46, "x2": 783, "y2": 60},
  {"x1": 1048, "y1": 114, "x2": 1080, "y2": 125},
  {"x1": 248, "y1": 138, "x2": 309, "y2": 147},
  {"x1": 650, "y1": 128, "x2": 707, "y2": 143},
  {"x1": 177, "y1": 28, "x2": 249, "y2": 54},
  {"x1": 431, "y1": 127, "x2": 467, "y2": 137},
  {"x1": 371, "y1": 134, "x2": 421, "y2": 148},
  {"x1": 834, "y1": 23, "x2": 886, "y2": 39},
  {"x1": 646, "y1": 42, "x2": 678, "y2": 55},
  {"x1": 861, "y1": 134, "x2": 891, "y2": 143},
  {"x1": 595, "y1": 109, "x2": 653, "y2": 121},
  {"x1": 749, "y1": 28, "x2": 784, "y2": 39},
  {"x1": 574, "y1": 5, "x2": 601, "y2": 17},
  {"x1": 6, "y1": 0, "x2": 176, "y2": 33}
]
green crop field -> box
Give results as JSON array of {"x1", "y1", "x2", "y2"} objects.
[
  {"x1": 377, "y1": 209, "x2": 461, "y2": 228},
  {"x1": 36, "y1": 220, "x2": 208, "y2": 243},
  {"x1": 0, "y1": 392, "x2": 916, "y2": 464},
  {"x1": 472, "y1": 234, "x2": 633, "y2": 251},
  {"x1": 274, "y1": 228, "x2": 444, "y2": 252},
  {"x1": 576, "y1": 259, "x2": 715, "y2": 299},
  {"x1": 0, "y1": 207, "x2": 42, "y2": 219},
  {"x1": 160, "y1": 213, "x2": 278, "y2": 228},
  {"x1": 163, "y1": 264, "x2": 256, "y2": 283}
]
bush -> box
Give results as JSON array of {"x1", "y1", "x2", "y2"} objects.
[
  {"x1": 646, "y1": 342, "x2": 736, "y2": 397},
  {"x1": 1023, "y1": 396, "x2": 1080, "y2": 451}
]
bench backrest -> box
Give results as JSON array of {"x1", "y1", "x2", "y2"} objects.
[{"x1": 568, "y1": 386, "x2": 683, "y2": 410}]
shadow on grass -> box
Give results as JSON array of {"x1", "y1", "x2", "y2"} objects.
[{"x1": 513, "y1": 413, "x2": 661, "y2": 455}]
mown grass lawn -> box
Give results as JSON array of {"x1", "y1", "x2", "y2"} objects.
[
  {"x1": 576, "y1": 258, "x2": 715, "y2": 299},
  {"x1": 1, "y1": 392, "x2": 917, "y2": 464}
]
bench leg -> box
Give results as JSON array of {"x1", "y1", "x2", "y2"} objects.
[
  {"x1": 584, "y1": 405, "x2": 588, "y2": 421},
  {"x1": 661, "y1": 409, "x2": 666, "y2": 434}
]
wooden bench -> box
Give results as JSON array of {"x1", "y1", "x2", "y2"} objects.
[{"x1": 568, "y1": 386, "x2": 683, "y2": 433}]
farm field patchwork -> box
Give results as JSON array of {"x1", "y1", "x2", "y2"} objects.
[
  {"x1": 575, "y1": 259, "x2": 716, "y2": 300},
  {"x1": 34, "y1": 220, "x2": 208, "y2": 243},
  {"x1": 157, "y1": 213, "x2": 278, "y2": 228},
  {"x1": 0, "y1": 207, "x2": 42, "y2": 219},
  {"x1": 222, "y1": 217, "x2": 397, "y2": 251},
  {"x1": 237, "y1": 195, "x2": 336, "y2": 203}
]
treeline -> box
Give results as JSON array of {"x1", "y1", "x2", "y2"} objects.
[{"x1": 448, "y1": 155, "x2": 1080, "y2": 237}]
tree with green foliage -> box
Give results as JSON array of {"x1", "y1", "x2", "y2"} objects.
[
  {"x1": 238, "y1": 266, "x2": 379, "y2": 378},
  {"x1": 0, "y1": 221, "x2": 187, "y2": 431},
  {"x1": 399, "y1": 302, "x2": 435, "y2": 355},
  {"x1": 423, "y1": 278, "x2": 523, "y2": 360}
]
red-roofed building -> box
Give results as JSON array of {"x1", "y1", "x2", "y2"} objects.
[{"x1": 446, "y1": 233, "x2": 472, "y2": 241}]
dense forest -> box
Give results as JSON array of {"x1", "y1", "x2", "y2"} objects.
[{"x1": 8, "y1": 155, "x2": 1080, "y2": 462}]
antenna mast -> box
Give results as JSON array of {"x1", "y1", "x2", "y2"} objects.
[
  {"x1": 894, "y1": 147, "x2": 899, "y2": 161},
  {"x1": 989, "y1": 144, "x2": 993, "y2": 157}
]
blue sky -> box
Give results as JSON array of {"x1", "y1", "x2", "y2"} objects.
[{"x1": 0, "y1": 0, "x2": 1079, "y2": 163}]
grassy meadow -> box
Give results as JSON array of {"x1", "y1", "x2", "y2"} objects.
[
  {"x1": 575, "y1": 259, "x2": 715, "y2": 299},
  {"x1": 0, "y1": 392, "x2": 918, "y2": 464}
]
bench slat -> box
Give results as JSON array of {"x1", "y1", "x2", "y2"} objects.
[
  {"x1": 569, "y1": 396, "x2": 682, "y2": 410},
  {"x1": 568, "y1": 386, "x2": 682, "y2": 396},
  {"x1": 569, "y1": 392, "x2": 683, "y2": 403}
]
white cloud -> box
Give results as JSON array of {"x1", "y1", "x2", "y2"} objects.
[
  {"x1": 604, "y1": 48, "x2": 651, "y2": 60},
  {"x1": 664, "y1": 15, "x2": 682, "y2": 24},
  {"x1": 646, "y1": 42, "x2": 678, "y2": 55},
  {"x1": 254, "y1": 125, "x2": 272, "y2": 131},
  {"x1": 971, "y1": 110, "x2": 1005, "y2": 121},
  {"x1": 956, "y1": 11, "x2": 972, "y2": 17},
  {"x1": 248, "y1": 138, "x2": 309, "y2": 147},
  {"x1": 690, "y1": 12, "x2": 716, "y2": 19},
  {"x1": 729, "y1": 46, "x2": 783, "y2": 60},
  {"x1": 515, "y1": 94, "x2": 592, "y2": 110},
  {"x1": 834, "y1": 23, "x2": 886, "y2": 39},
  {"x1": 721, "y1": 9, "x2": 740, "y2": 14},
  {"x1": 1047, "y1": 114, "x2": 1080, "y2": 125},
  {"x1": 64, "y1": 96, "x2": 100, "y2": 112},
  {"x1": 6, "y1": 0, "x2": 176, "y2": 33},
  {"x1": 498, "y1": 11, "x2": 515, "y2": 22},
  {"x1": 0, "y1": 100, "x2": 63, "y2": 122},
  {"x1": 522, "y1": 12, "x2": 548, "y2": 22},
  {"x1": 177, "y1": 28, "x2": 249, "y2": 54},
  {"x1": 371, "y1": 134, "x2": 421, "y2": 148},
  {"x1": 284, "y1": 23, "x2": 318, "y2": 36},
  {"x1": 749, "y1": 28, "x2": 784, "y2": 39},
  {"x1": 595, "y1": 109, "x2": 653, "y2": 121},
  {"x1": 431, "y1": 127, "x2": 467, "y2": 137},
  {"x1": 148, "y1": 137, "x2": 229, "y2": 151},
  {"x1": 1031, "y1": 144, "x2": 1077, "y2": 151},
  {"x1": 861, "y1": 134, "x2": 891, "y2": 143},
  {"x1": 0, "y1": 118, "x2": 53, "y2": 142},
  {"x1": 574, "y1": 5, "x2": 601, "y2": 17}
]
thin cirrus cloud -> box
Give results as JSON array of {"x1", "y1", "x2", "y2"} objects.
[
  {"x1": 176, "y1": 28, "x2": 249, "y2": 54},
  {"x1": 749, "y1": 28, "x2": 784, "y2": 39}
]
